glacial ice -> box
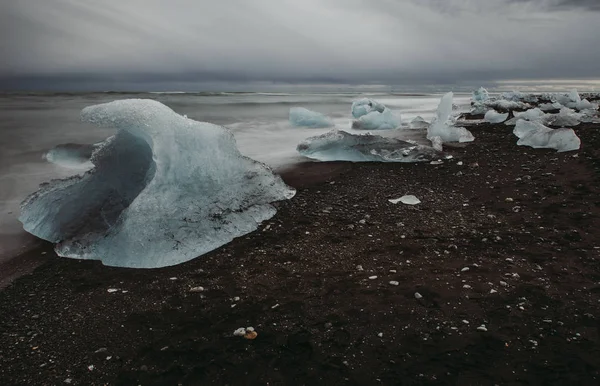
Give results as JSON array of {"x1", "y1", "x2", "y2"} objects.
[
  {"x1": 501, "y1": 91, "x2": 538, "y2": 103},
  {"x1": 484, "y1": 110, "x2": 508, "y2": 124},
  {"x1": 410, "y1": 116, "x2": 430, "y2": 129},
  {"x1": 428, "y1": 92, "x2": 474, "y2": 143},
  {"x1": 20, "y1": 99, "x2": 295, "y2": 268},
  {"x1": 539, "y1": 102, "x2": 563, "y2": 112},
  {"x1": 513, "y1": 120, "x2": 580, "y2": 152},
  {"x1": 352, "y1": 108, "x2": 401, "y2": 130},
  {"x1": 44, "y1": 143, "x2": 99, "y2": 169},
  {"x1": 545, "y1": 107, "x2": 581, "y2": 127},
  {"x1": 472, "y1": 87, "x2": 490, "y2": 103},
  {"x1": 486, "y1": 100, "x2": 530, "y2": 112},
  {"x1": 351, "y1": 98, "x2": 386, "y2": 119},
  {"x1": 296, "y1": 130, "x2": 439, "y2": 163},
  {"x1": 289, "y1": 107, "x2": 334, "y2": 128},
  {"x1": 504, "y1": 108, "x2": 546, "y2": 126},
  {"x1": 554, "y1": 89, "x2": 595, "y2": 110}
]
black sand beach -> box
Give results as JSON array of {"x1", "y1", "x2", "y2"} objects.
[{"x1": 1, "y1": 121, "x2": 600, "y2": 385}]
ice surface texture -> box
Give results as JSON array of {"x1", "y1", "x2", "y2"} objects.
[
  {"x1": 20, "y1": 99, "x2": 295, "y2": 268},
  {"x1": 484, "y1": 110, "x2": 508, "y2": 124},
  {"x1": 297, "y1": 130, "x2": 438, "y2": 163},
  {"x1": 352, "y1": 108, "x2": 400, "y2": 130},
  {"x1": 289, "y1": 107, "x2": 333, "y2": 128},
  {"x1": 351, "y1": 98, "x2": 386, "y2": 119},
  {"x1": 44, "y1": 143, "x2": 99, "y2": 169},
  {"x1": 513, "y1": 120, "x2": 580, "y2": 153},
  {"x1": 428, "y1": 92, "x2": 474, "y2": 143}
]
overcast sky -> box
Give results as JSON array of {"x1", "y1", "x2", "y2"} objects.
[{"x1": 1, "y1": 0, "x2": 599, "y2": 90}]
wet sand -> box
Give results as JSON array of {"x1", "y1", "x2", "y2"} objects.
[{"x1": 1, "y1": 121, "x2": 600, "y2": 385}]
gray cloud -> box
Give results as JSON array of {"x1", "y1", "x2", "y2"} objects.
[{"x1": 1, "y1": 0, "x2": 599, "y2": 90}]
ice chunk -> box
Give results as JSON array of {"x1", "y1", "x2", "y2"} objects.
[
  {"x1": 297, "y1": 130, "x2": 439, "y2": 163},
  {"x1": 351, "y1": 98, "x2": 386, "y2": 119},
  {"x1": 389, "y1": 195, "x2": 421, "y2": 205},
  {"x1": 545, "y1": 107, "x2": 581, "y2": 127},
  {"x1": 472, "y1": 87, "x2": 490, "y2": 103},
  {"x1": 555, "y1": 89, "x2": 592, "y2": 110},
  {"x1": 485, "y1": 100, "x2": 530, "y2": 111},
  {"x1": 44, "y1": 143, "x2": 100, "y2": 169},
  {"x1": 501, "y1": 91, "x2": 538, "y2": 103},
  {"x1": 409, "y1": 116, "x2": 429, "y2": 129},
  {"x1": 539, "y1": 102, "x2": 563, "y2": 112},
  {"x1": 484, "y1": 110, "x2": 508, "y2": 124},
  {"x1": 428, "y1": 92, "x2": 474, "y2": 143},
  {"x1": 289, "y1": 107, "x2": 333, "y2": 128},
  {"x1": 20, "y1": 99, "x2": 295, "y2": 268},
  {"x1": 352, "y1": 108, "x2": 400, "y2": 130},
  {"x1": 513, "y1": 120, "x2": 580, "y2": 152},
  {"x1": 505, "y1": 108, "x2": 546, "y2": 126}
]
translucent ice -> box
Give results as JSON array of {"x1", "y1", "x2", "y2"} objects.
[
  {"x1": 484, "y1": 110, "x2": 508, "y2": 124},
  {"x1": 539, "y1": 102, "x2": 563, "y2": 112},
  {"x1": 409, "y1": 116, "x2": 430, "y2": 129},
  {"x1": 428, "y1": 92, "x2": 474, "y2": 143},
  {"x1": 514, "y1": 108, "x2": 546, "y2": 121},
  {"x1": 289, "y1": 107, "x2": 334, "y2": 128},
  {"x1": 44, "y1": 143, "x2": 100, "y2": 169},
  {"x1": 501, "y1": 91, "x2": 538, "y2": 103},
  {"x1": 20, "y1": 99, "x2": 295, "y2": 268},
  {"x1": 352, "y1": 108, "x2": 400, "y2": 130},
  {"x1": 351, "y1": 98, "x2": 386, "y2": 119},
  {"x1": 513, "y1": 120, "x2": 580, "y2": 152},
  {"x1": 472, "y1": 87, "x2": 490, "y2": 103},
  {"x1": 297, "y1": 130, "x2": 438, "y2": 163},
  {"x1": 486, "y1": 100, "x2": 530, "y2": 111},
  {"x1": 545, "y1": 107, "x2": 581, "y2": 127}
]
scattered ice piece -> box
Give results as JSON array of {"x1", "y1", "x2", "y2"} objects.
[
  {"x1": 369, "y1": 276, "x2": 378, "y2": 280},
  {"x1": 477, "y1": 325, "x2": 488, "y2": 332},
  {"x1": 107, "y1": 288, "x2": 118, "y2": 293},
  {"x1": 472, "y1": 87, "x2": 490, "y2": 103},
  {"x1": 513, "y1": 120, "x2": 581, "y2": 152},
  {"x1": 389, "y1": 281, "x2": 399, "y2": 286},
  {"x1": 461, "y1": 267, "x2": 470, "y2": 272},
  {"x1": 490, "y1": 289, "x2": 498, "y2": 294},
  {"x1": 271, "y1": 303, "x2": 280, "y2": 309},
  {"x1": 377, "y1": 332, "x2": 383, "y2": 338},
  {"x1": 351, "y1": 98, "x2": 386, "y2": 118},
  {"x1": 484, "y1": 110, "x2": 509, "y2": 124},
  {"x1": 428, "y1": 93, "x2": 474, "y2": 144},
  {"x1": 539, "y1": 102, "x2": 563, "y2": 112},
  {"x1": 462, "y1": 320, "x2": 470, "y2": 324},
  {"x1": 457, "y1": 161, "x2": 463, "y2": 166},
  {"x1": 500, "y1": 281, "x2": 508, "y2": 287},
  {"x1": 289, "y1": 107, "x2": 333, "y2": 128},
  {"x1": 297, "y1": 130, "x2": 438, "y2": 163},
  {"x1": 233, "y1": 328, "x2": 246, "y2": 337},
  {"x1": 430, "y1": 160, "x2": 444, "y2": 165},
  {"x1": 463, "y1": 284, "x2": 472, "y2": 289},
  {"x1": 389, "y1": 195, "x2": 421, "y2": 205},
  {"x1": 414, "y1": 292, "x2": 423, "y2": 299},
  {"x1": 169, "y1": 277, "x2": 178, "y2": 281},
  {"x1": 352, "y1": 108, "x2": 401, "y2": 130},
  {"x1": 357, "y1": 265, "x2": 364, "y2": 271},
  {"x1": 88, "y1": 365, "x2": 94, "y2": 371},
  {"x1": 410, "y1": 116, "x2": 430, "y2": 129},
  {"x1": 20, "y1": 99, "x2": 295, "y2": 268},
  {"x1": 189, "y1": 286, "x2": 204, "y2": 293}
]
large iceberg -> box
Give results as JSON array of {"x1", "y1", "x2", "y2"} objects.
[
  {"x1": 351, "y1": 98, "x2": 386, "y2": 118},
  {"x1": 297, "y1": 130, "x2": 438, "y2": 163},
  {"x1": 484, "y1": 109, "x2": 508, "y2": 124},
  {"x1": 513, "y1": 120, "x2": 580, "y2": 153},
  {"x1": 428, "y1": 92, "x2": 474, "y2": 143},
  {"x1": 352, "y1": 108, "x2": 401, "y2": 130},
  {"x1": 20, "y1": 99, "x2": 295, "y2": 268},
  {"x1": 289, "y1": 107, "x2": 334, "y2": 128}
]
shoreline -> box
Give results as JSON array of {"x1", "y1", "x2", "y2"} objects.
[{"x1": 1, "y1": 121, "x2": 599, "y2": 384}]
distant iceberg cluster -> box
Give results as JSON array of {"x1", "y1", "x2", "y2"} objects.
[
  {"x1": 468, "y1": 88, "x2": 599, "y2": 152},
  {"x1": 21, "y1": 99, "x2": 295, "y2": 268}
]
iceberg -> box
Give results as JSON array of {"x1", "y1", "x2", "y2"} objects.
[
  {"x1": 513, "y1": 120, "x2": 580, "y2": 153},
  {"x1": 427, "y1": 92, "x2": 474, "y2": 143},
  {"x1": 351, "y1": 98, "x2": 386, "y2": 119},
  {"x1": 44, "y1": 143, "x2": 100, "y2": 169},
  {"x1": 289, "y1": 107, "x2": 334, "y2": 128},
  {"x1": 484, "y1": 110, "x2": 508, "y2": 124},
  {"x1": 20, "y1": 99, "x2": 295, "y2": 268},
  {"x1": 352, "y1": 108, "x2": 400, "y2": 130},
  {"x1": 297, "y1": 130, "x2": 439, "y2": 163},
  {"x1": 409, "y1": 116, "x2": 429, "y2": 129}
]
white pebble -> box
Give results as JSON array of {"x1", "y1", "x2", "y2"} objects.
[
  {"x1": 414, "y1": 292, "x2": 423, "y2": 299},
  {"x1": 389, "y1": 281, "x2": 399, "y2": 286}
]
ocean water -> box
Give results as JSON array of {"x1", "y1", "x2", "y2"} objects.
[{"x1": 0, "y1": 91, "x2": 471, "y2": 261}]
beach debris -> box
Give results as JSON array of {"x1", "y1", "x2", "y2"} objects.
[{"x1": 389, "y1": 195, "x2": 421, "y2": 205}]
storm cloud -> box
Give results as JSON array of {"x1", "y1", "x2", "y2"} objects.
[{"x1": 1, "y1": 0, "x2": 599, "y2": 90}]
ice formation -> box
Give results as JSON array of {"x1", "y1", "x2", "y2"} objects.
[
  {"x1": 472, "y1": 87, "x2": 490, "y2": 103},
  {"x1": 44, "y1": 143, "x2": 99, "y2": 169},
  {"x1": 352, "y1": 108, "x2": 400, "y2": 130},
  {"x1": 409, "y1": 116, "x2": 430, "y2": 129},
  {"x1": 20, "y1": 99, "x2": 295, "y2": 268},
  {"x1": 504, "y1": 108, "x2": 546, "y2": 126},
  {"x1": 427, "y1": 92, "x2": 474, "y2": 143},
  {"x1": 297, "y1": 130, "x2": 438, "y2": 163},
  {"x1": 501, "y1": 91, "x2": 538, "y2": 103},
  {"x1": 484, "y1": 110, "x2": 508, "y2": 124},
  {"x1": 513, "y1": 120, "x2": 580, "y2": 153},
  {"x1": 486, "y1": 100, "x2": 530, "y2": 112},
  {"x1": 351, "y1": 98, "x2": 386, "y2": 119},
  {"x1": 545, "y1": 107, "x2": 581, "y2": 127},
  {"x1": 539, "y1": 102, "x2": 563, "y2": 112},
  {"x1": 289, "y1": 107, "x2": 334, "y2": 128}
]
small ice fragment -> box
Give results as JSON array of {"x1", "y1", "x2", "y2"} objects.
[
  {"x1": 462, "y1": 320, "x2": 469, "y2": 324},
  {"x1": 233, "y1": 328, "x2": 246, "y2": 337},
  {"x1": 414, "y1": 292, "x2": 423, "y2": 299},
  {"x1": 369, "y1": 276, "x2": 378, "y2": 280},
  {"x1": 389, "y1": 195, "x2": 421, "y2": 205},
  {"x1": 484, "y1": 109, "x2": 509, "y2": 124},
  {"x1": 88, "y1": 365, "x2": 94, "y2": 371},
  {"x1": 377, "y1": 332, "x2": 383, "y2": 338},
  {"x1": 389, "y1": 281, "x2": 399, "y2": 286},
  {"x1": 477, "y1": 325, "x2": 488, "y2": 332},
  {"x1": 107, "y1": 289, "x2": 118, "y2": 293},
  {"x1": 189, "y1": 286, "x2": 204, "y2": 293},
  {"x1": 490, "y1": 289, "x2": 498, "y2": 294},
  {"x1": 461, "y1": 267, "x2": 470, "y2": 272}
]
